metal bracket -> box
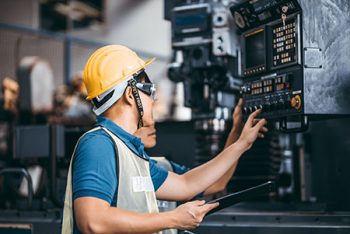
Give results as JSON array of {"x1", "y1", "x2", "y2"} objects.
[
  {"x1": 304, "y1": 47, "x2": 323, "y2": 68},
  {"x1": 279, "y1": 115, "x2": 309, "y2": 133}
]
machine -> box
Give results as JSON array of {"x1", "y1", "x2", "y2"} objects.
[
  {"x1": 232, "y1": 0, "x2": 350, "y2": 131},
  {"x1": 166, "y1": 0, "x2": 242, "y2": 164},
  {"x1": 164, "y1": 0, "x2": 350, "y2": 233},
  {"x1": 0, "y1": 0, "x2": 349, "y2": 233}
]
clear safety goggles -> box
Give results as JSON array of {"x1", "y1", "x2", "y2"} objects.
[{"x1": 132, "y1": 70, "x2": 157, "y2": 101}]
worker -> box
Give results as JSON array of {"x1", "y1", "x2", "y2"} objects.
[
  {"x1": 0, "y1": 77, "x2": 19, "y2": 121},
  {"x1": 62, "y1": 45, "x2": 267, "y2": 234},
  {"x1": 134, "y1": 98, "x2": 246, "y2": 196},
  {"x1": 134, "y1": 100, "x2": 246, "y2": 234},
  {"x1": 0, "y1": 77, "x2": 19, "y2": 158}
]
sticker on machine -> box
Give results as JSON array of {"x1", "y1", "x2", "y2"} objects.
[{"x1": 132, "y1": 176, "x2": 154, "y2": 192}]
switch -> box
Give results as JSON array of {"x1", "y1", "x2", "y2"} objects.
[
  {"x1": 243, "y1": 107, "x2": 248, "y2": 115},
  {"x1": 248, "y1": 106, "x2": 254, "y2": 113},
  {"x1": 278, "y1": 99, "x2": 285, "y2": 109}
]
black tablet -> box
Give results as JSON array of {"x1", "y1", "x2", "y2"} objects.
[{"x1": 206, "y1": 181, "x2": 275, "y2": 216}]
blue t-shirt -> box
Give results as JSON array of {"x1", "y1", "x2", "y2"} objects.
[
  {"x1": 150, "y1": 159, "x2": 190, "y2": 175},
  {"x1": 72, "y1": 116, "x2": 169, "y2": 233}
]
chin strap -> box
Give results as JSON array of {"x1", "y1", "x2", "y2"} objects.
[{"x1": 128, "y1": 79, "x2": 144, "y2": 128}]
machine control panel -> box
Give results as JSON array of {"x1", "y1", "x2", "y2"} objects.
[
  {"x1": 240, "y1": 72, "x2": 302, "y2": 118},
  {"x1": 231, "y1": 0, "x2": 303, "y2": 119}
]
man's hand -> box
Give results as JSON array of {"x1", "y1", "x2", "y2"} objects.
[
  {"x1": 75, "y1": 196, "x2": 214, "y2": 233},
  {"x1": 170, "y1": 200, "x2": 219, "y2": 230},
  {"x1": 236, "y1": 109, "x2": 268, "y2": 151},
  {"x1": 134, "y1": 125, "x2": 157, "y2": 148},
  {"x1": 232, "y1": 98, "x2": 244, "y2": 134},
  {"x1": 225, "y1": 98, "x2": 244, "y2": 148}
]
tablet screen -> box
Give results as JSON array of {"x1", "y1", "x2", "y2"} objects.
[{"x1": 206, "y1": 181, "x2": 275, "y2": 215}]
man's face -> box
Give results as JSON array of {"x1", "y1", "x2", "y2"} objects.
[
  {"x1": 139, "y1": 91, "x2": 155, "y2": 127},
  {"x1": 134, "y1": 125, "x2": 157, "y2": 149},
  {"x1": 2, "y1": 78, "x2": 19, "y2": 112}
]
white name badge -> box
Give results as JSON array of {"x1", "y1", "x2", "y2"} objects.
[{"x1": 132, "y1": 176, "x2": 154, "y2": 192}]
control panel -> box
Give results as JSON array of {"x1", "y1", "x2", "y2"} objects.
[
  {"x1": 240, "y1": 68, "x2": 303, "y2": 119},
  {"x1": 230, "y1": 0, "x2": 303, "y2": 119},
  {"x1": 271, "y1": 18, "x2": 299, "y2": 69}
]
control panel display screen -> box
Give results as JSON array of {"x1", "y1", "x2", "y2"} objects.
[
  {"x1": 244, "y1": 29, "x2": 266, "y2": 75},
  {"x1": 173, "y1": 6, "x2": 210, "y2": 35}
]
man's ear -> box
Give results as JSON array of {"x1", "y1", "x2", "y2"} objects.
[{"x1": 122, "y1": 86, "x2": 134, "y2": 106}]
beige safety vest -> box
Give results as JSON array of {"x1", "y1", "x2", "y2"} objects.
[
  {"x1": 152, "y1": 157, "x2": 178, "y2": 234},
  {"x1": 61, "y1": 127, "x2": 164, "y2": 234}
]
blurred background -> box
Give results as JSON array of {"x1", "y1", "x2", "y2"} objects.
[{"x1": 0, "y1": 0, "x2": 350, "y2": 233}]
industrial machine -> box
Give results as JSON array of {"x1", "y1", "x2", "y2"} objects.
[
  {"x1": 164, "y1": 0, "x2": 350, "y2": 233},
  {"x1": 0, "y1": 0, "x2": 349, "y2": 233},
  {"x1": 0, "y1": 55, "x2": 92, "y2": 233},
  {"x1": 232, "y1": 0, "x2": 350, "y2": 131},
  {"x1": 166, "y1": 0, "x2": 242, "y2": 164}
]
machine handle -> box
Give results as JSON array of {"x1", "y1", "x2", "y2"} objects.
[{"x1": 279, "y1": 115, "x2": 309, "y2": 133}]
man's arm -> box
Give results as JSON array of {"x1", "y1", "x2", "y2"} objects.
[
  {"x1": 203, "y1": 98, "x2": 245, "y2": 195},
  {"x1": 136, "y1": 100, "x2": 245, "y2": 196},
  {"x1": 73, "y1": 132, "x2": 219, "y2": 234},
  {"x1": 156, "y1": 109, "x2": 267, "y2": 201},
  {"x1": 203, "y1": 129, "x2": 240, "y2": 195},
  {"x1": 74, "y1": 197, "x2": 218, "y2": 234}
]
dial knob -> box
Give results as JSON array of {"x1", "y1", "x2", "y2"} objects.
[
  {"x1": 243, "y1": 107, "x2": 248, "y2": 114},
  {"x1": 248, "y1": 106, "x2": 254, "y2": 113},
  {"x1": 284, "y1": 96, "x2": 292, "y2": 109},
  {"x1": 278, "y1": 99, "x2": 285, "y2": 109}
]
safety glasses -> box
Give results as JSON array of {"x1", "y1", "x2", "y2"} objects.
[
  {"x1": 133, "y1": 69, "x2": 152, "y2": 83},
  {"x1": 135, "y1": 82, "x2": 157, "y2": 101},
  {"x1": 132, "y1": 69, "x2": 157, "y2": 101}
]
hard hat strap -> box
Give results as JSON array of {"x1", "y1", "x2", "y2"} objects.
[{"x1": 128, "y1": 79, "x2": 144, "y2": 128}]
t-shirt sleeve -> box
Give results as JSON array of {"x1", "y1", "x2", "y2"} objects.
[
  {"x1": 149, "y1": 159, "x2": 169, "y2": 191},
  {"x1": 72, "y1": 131, "x2": 117, "y2": 204},
  {"x1": 169, "y1": 161, "x2": 191, "y2": 175}
]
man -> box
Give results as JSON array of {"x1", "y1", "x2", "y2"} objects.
[
  {"x1": 134, "y1": 100, "x2": 246, "y2": 234},
  {"x1": 134, "y1": 98, "x2": 246, "y2": 196},
  {"x1": 0, "y1": 77, "x2": 19, "y2": 121},
  {"x1": 62, "y1": 45, "x2": 267, "y2": 234},
  {"x1": 0, "y1": 77, "x2": 19, "y2": 157}
]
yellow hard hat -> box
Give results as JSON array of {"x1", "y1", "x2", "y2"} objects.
[{"x1": 83, "y1": 45, "x2": 155, "y2": 100}]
